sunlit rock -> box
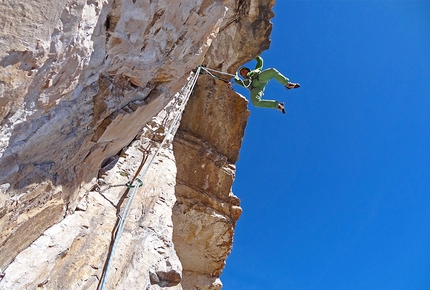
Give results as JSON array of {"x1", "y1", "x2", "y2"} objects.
[{"x1": 0, "y1": 0, "x2": 275, "y2": 288}]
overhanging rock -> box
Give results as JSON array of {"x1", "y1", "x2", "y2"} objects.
[{"x1": 0, "y1": 0, "x2": 275, "y2": 288}]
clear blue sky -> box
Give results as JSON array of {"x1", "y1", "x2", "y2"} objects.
[{"x1": 221, "y1": 1, "x2": 430, "y2": 289}]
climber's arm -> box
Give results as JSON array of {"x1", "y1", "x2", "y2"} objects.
[
  {"x1": 247, "y1": 56, "x2": 263, "y2": 78},
  {"x1": 254, "y1": 56, "x2": 263, "y2": 71},
  {"x1": 233, "y1": 75, "x2": 246, "y2": 88}
]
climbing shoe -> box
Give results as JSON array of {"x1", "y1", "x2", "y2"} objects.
[
  {"x1": 286, "y1": 82, "x2": 300, "y2": 90},
  {"x1": 278, "y1": 102, "x2": 286, "y2": 114}
]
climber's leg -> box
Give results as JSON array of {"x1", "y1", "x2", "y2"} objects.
[
  {"x1": 250, "y1": 88, "x2": 279, "y2": 109},
  {"x1": 257, "y1": 68, "x2": 289, "y2": 86}
]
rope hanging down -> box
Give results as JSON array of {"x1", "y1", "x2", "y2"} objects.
[{"x1": 98, "y1": 66, "x2": 202, "y2": 290}]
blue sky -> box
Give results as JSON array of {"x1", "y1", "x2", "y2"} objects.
[{"x1": 221, "y1": 1, "x2": 430, "y2": 289}]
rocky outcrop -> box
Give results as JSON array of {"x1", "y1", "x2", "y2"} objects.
[
  {"x1": 0, "y1": 0, "x2": 275, "y2": 289},
  {"x1": 173, "y1": 74, "x2": 249, "y2": 289}
]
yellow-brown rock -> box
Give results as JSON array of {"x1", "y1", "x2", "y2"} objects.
[
  {"x1": 173, "y1": 75, "x2": 249, "y2": 289},
  {"x1": 0, "y1": 0, "x2": 275, "y2": 289}
]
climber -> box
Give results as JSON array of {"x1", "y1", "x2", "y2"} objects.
[{"x1": 232, "y1": 56, "x2": 300, "y2": 114}]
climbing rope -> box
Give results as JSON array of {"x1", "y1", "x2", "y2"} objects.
[
  {"x1": 98, "y1": 66, "x2": 202, "y2": 290},
  {"x1": 200, "y1": 66, "x2": 232, "y2": 83},
  {"x1": 200, "y1": 66, "x2": 250, "y2": 88},
  {"x1": 200, "y1": 66, "x2": 236, "y2": 78}
]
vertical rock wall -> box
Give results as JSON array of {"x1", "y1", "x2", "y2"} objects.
[
  {"x1": 0, "y1": 85, "x2": 193, "y2": 289},
  {"x1": 0, "y1": 0, "x2": 275, "y2": 288},
  {"x1": 172, "y1": 75, "x2": 248, "y2": 289}
]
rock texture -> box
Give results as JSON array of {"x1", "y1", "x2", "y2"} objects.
[
  {"x1": 0, "y1": 0, "x2": 275, "y2": 289},
  {"x1": 173, "y1": 75, "x2": 248, "y2": 289}
]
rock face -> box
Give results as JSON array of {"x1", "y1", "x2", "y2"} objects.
[
  {"x1": 173, "y1": 75, "x2": 249, "y2": 289},
  {"x1": 0, "y1": 0, "x2": 275, "y2": 289}
]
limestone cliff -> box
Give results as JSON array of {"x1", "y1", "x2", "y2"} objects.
[{"x1": 0, "y1": 0, "x2": 275, "y2": 289}]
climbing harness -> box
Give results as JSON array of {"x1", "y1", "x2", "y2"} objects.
[
  {"x1": 98, "y1": 66, "x2": 202, "y2": 290},
  {"x1": 199, "y1": 64, "x2": 273, "y2": 90}
]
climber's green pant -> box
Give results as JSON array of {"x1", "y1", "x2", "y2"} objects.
[{"x1": 250, "y1": 68, "x2": 289, "y2": 109}]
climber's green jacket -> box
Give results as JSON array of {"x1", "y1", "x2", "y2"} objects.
[
  {"x1": 234, "y1": 56, "x2": 290, "y2": 110},
  {"x1": 234, "y1": 56, "x2": 264, "y2": 89}
]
